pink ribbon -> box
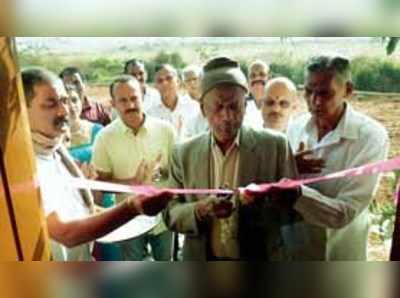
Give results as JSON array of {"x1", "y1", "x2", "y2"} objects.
[
  {"x1": 67, "y1": 155, "x2": 400, "y2": 198},
  {"x1": 246, "y1": 156, "x2": 400, "y2": 195},
  {"x1": 67, "y1": 177, "x2": 234, "y2": 196}
]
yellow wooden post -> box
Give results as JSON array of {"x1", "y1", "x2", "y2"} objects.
[{"x1": 0, "y1": 37, "x2": 51, "y2": 261}]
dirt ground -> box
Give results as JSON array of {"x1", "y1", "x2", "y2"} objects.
[
  {"x1": 87, "y1": 86, "x2": 400, "y2": 261},
  {"x1": 350, "y1": 96, "x2": 399, "y2": 261}
]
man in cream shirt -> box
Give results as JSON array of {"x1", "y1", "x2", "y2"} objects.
[
  {"x1": 92, "y1": 75, "x2": 176, "y2": 261},
  {"x1": 286, "y1": 54, "x2": 389, "y2": 260}
]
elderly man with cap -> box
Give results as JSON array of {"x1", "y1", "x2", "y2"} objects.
[{"x1": 163, "y1": 57, "x2": 300, "y2": 261}]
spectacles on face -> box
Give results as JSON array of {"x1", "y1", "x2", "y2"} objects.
[
  {"x1": 156, "y1": 75, "x2": 174, "y2": 85},
  {"x1": 263, "y1": 99, "x2": 291, "y2": 109}
]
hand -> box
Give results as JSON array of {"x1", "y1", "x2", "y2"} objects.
[
  {"x1": 195, "y1": 196, "x2": 234, "y2": 221},
  {"x1": 149, "y1": 154, "x2": 164, "y2": 182},
  {"x1": 267, "y1": 185, "x2": 302, "y2": 209},
  {"x1": 295, "y1": 142, "x2": 325, "y2": 174},
  {"x1": 132, "y1": 159, "x2": 150, "y2": 185},
  {"x1": 133, "y1": 155, "x2": 164, "y2": 185},
  {"x1": 240, "y1": 180, "x2": 301, "y2": 209},
  {"x1": 80, "y1": 163, "x2": 98, "y2": 180},
  {"x1": 239, "y1": 183, "x2": 266, "y2": 205},
  {"x1": 128, "y1": 190, "x2": 173, "y2": 216}
]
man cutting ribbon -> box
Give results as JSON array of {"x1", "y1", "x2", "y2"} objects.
[
  {"x1": 23, "y1": 67, "x2": 173, "y2": 261},
  {"x1": 163, "y1": 57, "x2": 301, "y2": 261}
]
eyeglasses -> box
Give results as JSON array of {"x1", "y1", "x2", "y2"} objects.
[{"x1": 263, "y1": 99, "x2": 291, "y2": 109}]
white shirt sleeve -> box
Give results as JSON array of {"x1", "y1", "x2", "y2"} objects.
[{"x1": 294, "y1": 131, "x2": 389, "y2": 229}]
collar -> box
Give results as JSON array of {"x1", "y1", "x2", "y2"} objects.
[
  {"x1": 158, "y1": 95, "x2": 185, "y2": 112},
  {"x1": 305, "y1": 102, "x2": 359, "y2": 141},
  {"x1": 115, "y1": 114, "x2": 149, "y2": 135},
  {"x1": 211, "y1": 129, "x2": 241, "y2": 153},
  {"x1": 31, "y1": 131, "x2": 64, "y2": 156}
]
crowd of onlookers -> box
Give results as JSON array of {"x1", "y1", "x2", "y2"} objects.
[{"x1": 22, "y1": 53, "x2": 389, "y2": 261}]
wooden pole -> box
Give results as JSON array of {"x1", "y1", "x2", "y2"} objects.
[{"x1": 0, "y1": 37, "x2": 51, "y2": 261}]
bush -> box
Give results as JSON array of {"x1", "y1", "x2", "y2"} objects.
[
  {"x1": 17, "y1": 49, "x2": 400, "y2": 93},
  {"x1": 352, "y1": 56, "x2": 400, "y2": 92},
  {"x1": 269, "y1": 58, "x2": 305, "y2": 85},
  {"x1": 86, "y1": 57, "x2": 122, "y2": 83}
]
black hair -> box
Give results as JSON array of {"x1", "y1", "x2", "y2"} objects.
[{"x1": 21, "y1": 67, "x2": 60, "y2": 106}]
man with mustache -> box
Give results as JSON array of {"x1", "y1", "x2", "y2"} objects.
[
  {"x1": 124, "y1": 59, "x2": 161, "y2": 112},
  {"x1": 283, "y1": 54, "x2": 389, "y2": 260},
  {"x1": 243, "y1": 60, "x2": 270, "y2": 130},
  {"x1": 261, "y1": 77, "x2": 298, "y2": 133},
  {"x1": 92, "y1": 75, "x2": 176, "y2": 261},
  {"x1": 163, "y1": 57, "x2": 300, "y2": 261},
  {"x1": 23, "y1": 67, "x2": 172, "y2": 261}
]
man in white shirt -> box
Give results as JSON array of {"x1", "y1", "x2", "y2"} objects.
[
  {"x1": 182, "y1": 65, "x2": 202, "y2": 103},
  {"x1": 182, "y1": 65, "x2": 209, "y2": 137},
  {"x1": 284, "y1": 54, "x2": 389, "y2": 260},
  {"x1": 22, "y1": 67, "x2": 172, "y2": 261},
  {"x1": 124, "y1": 59, "x2": 161, "y2": 112},
  {"x1": 147, "y1": 64, "x2": 198, "y2": 140},
  {"x1": 260, "y1": 77, "x2": 298, "y2": 133},
  {"x1": 92, "y1": 75, "x2": 177, "y2": 261},
  {"x1": 243, "y1": 60, "x2": 270, "y2": 130}
]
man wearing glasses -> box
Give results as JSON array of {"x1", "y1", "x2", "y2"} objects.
[{"x1": 260, "y1": 77, "x2": 299, "y2": 133}]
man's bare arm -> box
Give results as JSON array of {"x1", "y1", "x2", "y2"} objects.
[{"x1": 47, "y1": 191, "x2": 172, "y2": 248}]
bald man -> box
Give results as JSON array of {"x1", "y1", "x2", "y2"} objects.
[{"x1": 261, "y1": 77, "x2": 298, "y2": 133}]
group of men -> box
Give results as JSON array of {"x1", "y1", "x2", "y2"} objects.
[{"x1": 22, "y1": 51, "x2": 389, "y2": 261}]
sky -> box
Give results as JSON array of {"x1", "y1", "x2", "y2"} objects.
[{"x1": 13, "y1": 0, "x2": 400, "y2": 35}]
